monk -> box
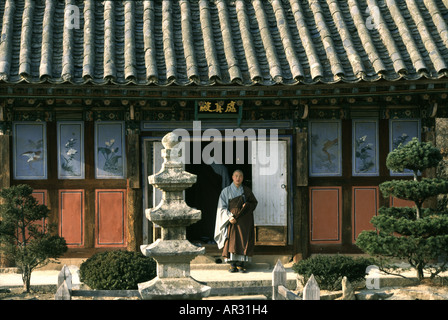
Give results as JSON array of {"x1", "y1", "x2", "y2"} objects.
[{"x1": 214, "y1": 170, "x2": 258, "y2": 273}]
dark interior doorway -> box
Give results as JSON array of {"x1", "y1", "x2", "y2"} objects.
[{"x1": 185, "y1": 140, "x2": 252, "y2": 244}]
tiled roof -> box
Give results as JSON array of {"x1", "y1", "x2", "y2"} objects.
[{"x1": 1, "y1": 0, "x2": 448, "y2": 87}]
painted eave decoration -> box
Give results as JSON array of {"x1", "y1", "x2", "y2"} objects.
[{"x1": 0, "y1": 0, "x2": 448, "y2": 87}]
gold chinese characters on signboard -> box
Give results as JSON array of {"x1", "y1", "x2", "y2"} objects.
[{"x1": 198, "y1": 101, "x2": 239, "y2": 114}]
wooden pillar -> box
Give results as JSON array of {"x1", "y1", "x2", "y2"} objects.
[
  {"x1": 126, "y1": 132, "x2": 142, "y2": 252},
  {"x1": 84, "y1": 121, "x2": 95, "y2": 249},
  {"x1": 293, "y1": 132, "x2": 309, "y2": 262},
  {"x1": 0, "y1": 133, "x2": 12, "y2": 267},
  {"x1": 0, "y1": 134, "x2": 10, "y2": 190},
  {"x1": 295, "y1": 132, "x2": 308, "y2": 187}
]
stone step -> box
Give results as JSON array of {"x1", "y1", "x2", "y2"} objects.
[{"x1": 190, "y1": 262, "x2": 271, "y2": 271}]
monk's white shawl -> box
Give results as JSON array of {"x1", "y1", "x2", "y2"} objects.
[{"x1": 214, "y1": 183, "x2": 244, "y2": 249}]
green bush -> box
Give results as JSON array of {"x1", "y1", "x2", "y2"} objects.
[
  {"x1": 386, "y1": 137, "x2": 442, "y2": 173},
  {"x1": 79, "y1": 250, "x2": 157, "y2": 290},
  {"x1": 357, "y1": 138, "x2": 448, "y2": 280},
  {"x1": 292, "y1": 255, "x2": 374, "y2": 291}
]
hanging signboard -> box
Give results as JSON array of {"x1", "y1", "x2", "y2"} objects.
[{"x1": 195, "y1": 100, "x2": 243, "y2": 125}]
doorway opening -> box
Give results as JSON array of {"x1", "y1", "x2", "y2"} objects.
[
  {"x1": 185, "y1": 140, "x2": 252, "y2": 245},
  {"x1": 143, "y1": 134, "x2": 290, "y2": 247}
]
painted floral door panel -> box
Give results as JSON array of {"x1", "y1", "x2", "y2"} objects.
[
  {"x1": 309, "y1": 120, "x2": 341, "y2": 177},
  {"x1": 57, "y1": 121, "x2": 84, "y2": 179},
  {"x1": 352, "y1": 119, "x2": 379, "y2": 176},
  {"x1": 13, "y1": 122, "x2": 47, "y2": 180},
  {"x1": 94, "y1": 121, "x2": 126, "y2": 179}
]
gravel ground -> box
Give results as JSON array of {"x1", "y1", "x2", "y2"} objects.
[{"x1": 1, "y1": 287, "x2": 60, "y2": 300}]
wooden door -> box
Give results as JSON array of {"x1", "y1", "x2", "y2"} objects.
[
  {"x1": 59, "y1": 190, "x2": 84, "y2": 247},
  {"x1": 251, "y1": 140, "x2": 288, "y2": 245},
  {"x1": 95, "y1": 189, "x2": 127, "y2": 247},
  {"x1": 309, "y1": 186, "x2": 342, "y2": 244},
  {"x1": 352, "y1": 187, "x2": 379, "y2": 243}
]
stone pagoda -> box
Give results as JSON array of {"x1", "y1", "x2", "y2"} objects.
[{"x1": 138, "y1": 132, "x2": 211, "y2": 300}]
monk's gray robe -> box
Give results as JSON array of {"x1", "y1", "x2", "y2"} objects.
[{"x1": 214, "y1": 183, "x2": 257, "y2": 263}]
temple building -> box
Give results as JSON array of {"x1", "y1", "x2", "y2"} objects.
[{"x1": 1, "y1": 0, "x2": 448, "y2": 265}]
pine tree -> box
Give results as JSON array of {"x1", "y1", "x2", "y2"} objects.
[
  {"x1": 0, "y1": 185, "x2": 67, "y2": 292},
  {"x1": 356, "y1": 138, "x2": 448, "y2": 281}
]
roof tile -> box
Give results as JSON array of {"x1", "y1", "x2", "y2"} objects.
[{"x1": 0, "y1": 0, "x2": 447, "y2": 86}]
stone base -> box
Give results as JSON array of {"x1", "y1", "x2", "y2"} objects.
[{"x1": 138, "y1": 276, "x2": 211, "y2": 300}]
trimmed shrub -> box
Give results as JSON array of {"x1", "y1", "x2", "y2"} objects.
[
  {"x1": 357, "y1": 138, "x2": 448, "y2": 280},
  {"x1": 79, "y1": 250, "x2": 157, "y2": 290},
  {"x1": 292, "y1": 255, "x2": 374, "y2": 291}
]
